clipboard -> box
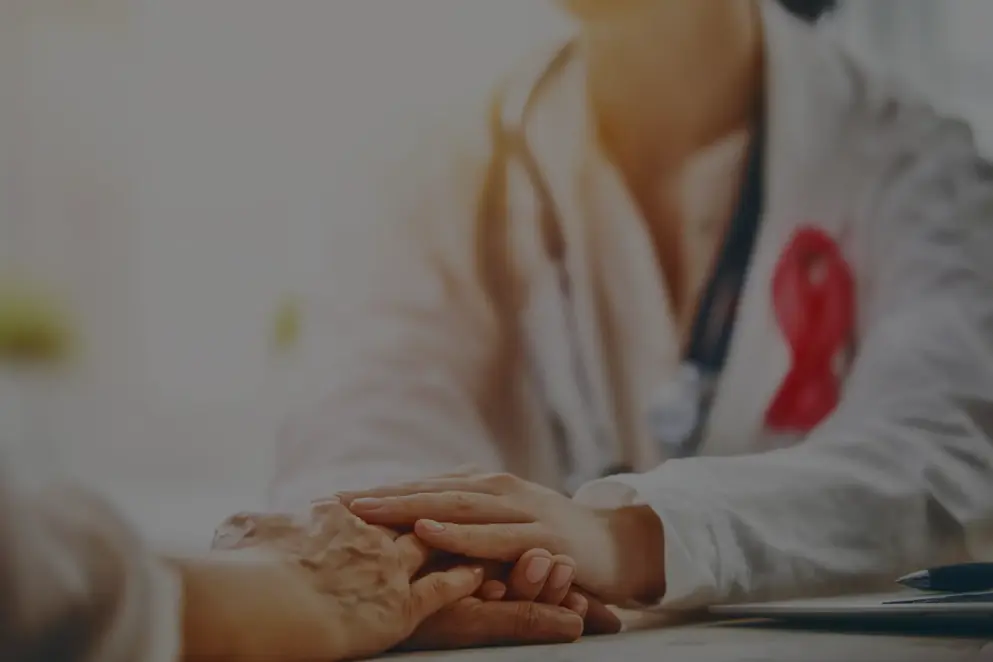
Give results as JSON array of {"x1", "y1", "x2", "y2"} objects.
[{"x1": 710, "y1": 590, "x2": 993, "y2": 622}]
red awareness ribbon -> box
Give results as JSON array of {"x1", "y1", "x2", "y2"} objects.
[{"x1": 764, "y1": 227, "x2": 855, "y2": 433}]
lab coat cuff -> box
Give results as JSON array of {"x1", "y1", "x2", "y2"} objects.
[
  {"x1": 574, "y1": 466, "x2": 724, "y2": 611},
  {"x1": 143, "y1": 559, "x2": 184, "y2": 662},
  {"x1": 95, "y1": 553, "x2": 183, "y2": 662}
]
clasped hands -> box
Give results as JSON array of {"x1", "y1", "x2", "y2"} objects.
[
  {"x1": 340, "y1": 470, "x2": 667, "y2": 605},
  {"x1": 209, "y1": 471, "x2": 665, "y2": 660}
]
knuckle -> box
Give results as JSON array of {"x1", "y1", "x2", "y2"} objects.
[
  {"x1": 484, "y1": 472, "x2": 519, "y2": 492},
  {"x1": 453, "y1": 567, "x2": 480, "y2": 591},
  {"x1": 429, "y1": 574, "x2": 451, "y2": 597},
  {"x1": 513, "y1": 602, "x2": 542, "y2": 638},
  {"x1": 377, "y1": 500, "x2": 405, "y2": 519},
  {"x1": 375, "y1": 524, "x2": 401, "y2": 541},
  {"x1": 545, "y1": 530, "x2": 571, "y2": 553},
  {"x1": 452, "y1": 527, "x2": 479, "y2": 550},
  {"x1": 212, "y1": 512, "x2": 298, "y2": 551},
  {"x1": 450, "y1": 492, "x2": 475, "y2": 516},
  {"x1": 497, "y1": 522, "x2": 524, "y2": 539}
]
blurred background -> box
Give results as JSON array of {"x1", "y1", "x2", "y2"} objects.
[{"x1": 1, "y1": 0, "x2": 991, "y2": 548}]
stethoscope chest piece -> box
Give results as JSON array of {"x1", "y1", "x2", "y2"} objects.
[{"x1": 648, "y1": 362, "x2": 713, "y2": 458}]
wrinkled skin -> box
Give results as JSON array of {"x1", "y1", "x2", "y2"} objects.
[{"x1": 211, "y1": 500, "x2": 483, "y2": 660}]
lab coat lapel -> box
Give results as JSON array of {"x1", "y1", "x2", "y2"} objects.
[
  {"x1": 702, "y1": 2, "x2": 852, "y2": 455},
  {"x1": 521, "y1": 52, "x2": 624, "y2": 478}
]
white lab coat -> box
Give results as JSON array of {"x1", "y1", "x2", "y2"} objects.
[{"x1": 271, "y1": 2, "x2": 993, "y2": 609}]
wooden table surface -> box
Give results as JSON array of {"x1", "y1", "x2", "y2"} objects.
[{"x1": 390, "y1": 612, "x2": 993, "y2": 662}]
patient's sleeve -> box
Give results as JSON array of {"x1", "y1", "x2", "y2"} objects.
[{"x1": 0, "y1": 462, "x2": 181, "y2": 662}]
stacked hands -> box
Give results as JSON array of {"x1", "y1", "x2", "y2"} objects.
[{"x1": 211, "y1": 471, "x2": 666, "y2": 659}]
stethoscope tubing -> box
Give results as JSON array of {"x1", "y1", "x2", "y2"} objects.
[{"x1": 491, "y1": 43, "x2": 617, "y2": 488}]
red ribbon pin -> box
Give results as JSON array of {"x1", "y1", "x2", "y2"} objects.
[{"x1": 764, "y1": 227, "x2": 854, "y2": 433}]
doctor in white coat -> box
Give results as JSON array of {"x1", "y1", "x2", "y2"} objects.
[{"x1": 276, "y1": 0, "x2": 993, "y2": 610}]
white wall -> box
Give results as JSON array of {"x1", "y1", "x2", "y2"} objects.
[
  {"x1": 835, "y1": 0, "x2": 993, "y2": 154},
  {"x1": 935, "y1": 0, "x2": 993, "y2": 154},
  {"x1": 3, "y1": 0, "x2": 567, "y2": 548}
]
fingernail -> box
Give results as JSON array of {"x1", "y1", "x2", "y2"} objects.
[
  {"x1": 526, "y1": 557, "x2": 552, "y2": 583},
  {"x1": 350, "y1": 498, "x2": 384, "y2": 511},
  {"x1": 549, "y1": 564, "x2": 574, "y2": 589},
  {"x1": 418, "y1": 519, "x2": 446, "y2": 533}
]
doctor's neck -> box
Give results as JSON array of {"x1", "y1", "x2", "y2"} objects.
[{"x1": 581, "y1": 0, "x2": 763, "y2": 184}]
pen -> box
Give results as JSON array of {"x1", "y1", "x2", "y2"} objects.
[{"x1": 897, "y1": 563, "x2": 993, "y2": 593}]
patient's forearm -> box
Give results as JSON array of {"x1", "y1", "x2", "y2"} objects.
[{"x1": 172, "y1": 554, "x2": 348, "y2": 662}]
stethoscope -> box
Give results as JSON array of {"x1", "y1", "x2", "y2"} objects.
[{"x1": 483, "y1": 43, "x2": 767, "y2": 492}]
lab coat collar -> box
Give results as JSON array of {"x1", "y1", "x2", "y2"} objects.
[{"x1": 519, "y1": 0, "x2": 852, "y2": 277}]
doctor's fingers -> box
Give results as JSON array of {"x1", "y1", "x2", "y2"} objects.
[
  {"x1": 337, "y1": 472, "x2": 524, "y2": 504},
  {"x1": 348, "y1": 493, "x2": 535, "y2": 527},
  {"x1": 413, "y1": 520, "x2": 556, "y2": 563}
]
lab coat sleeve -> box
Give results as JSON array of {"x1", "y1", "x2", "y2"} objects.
[
  {"x1": 268, "y1": 114, "x2": 508, "y2": 511},
  {"x1": 0, "y1": 461, "x2": 182, "y2": 662},
  {"x1": 575, "y1": 119, "x2": 993, "y2": 609}
]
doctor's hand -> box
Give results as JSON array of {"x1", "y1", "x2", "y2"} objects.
[{"x1": 339, "y1": 472, "x2": 667, "y2": 605}]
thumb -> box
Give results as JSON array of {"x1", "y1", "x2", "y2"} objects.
[
  {"x1": 409, "y1": 566, "x2": 485, "y2": 623},
  {"x1": 414, "y1": 521, "x2": 545, "y2": 562}
]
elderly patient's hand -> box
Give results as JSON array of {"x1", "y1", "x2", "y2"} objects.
[{"x1": 208, "y1": 500, "x2": 483, "y2": 661}]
